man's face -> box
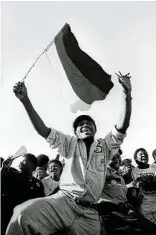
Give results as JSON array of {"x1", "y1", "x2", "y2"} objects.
[
  {"x1": 48, "y1": 162, "x2": 62, "y2": 179},
  {"x1": 109, "y1": 153, "x2": 122, "y2": 170},
  {"x1": 136, "y1": 150, "x2": 148, "y2": 165},
  {"x1": 19, "y1": 156, "x2": 34, "y2": 173},
  {"x1": 75, "y1": 120, "x2": 96, "y2": 139}
]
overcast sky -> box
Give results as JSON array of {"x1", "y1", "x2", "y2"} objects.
[{"x1": 1, "y1": 1, "x2": 156, "y2": 168}]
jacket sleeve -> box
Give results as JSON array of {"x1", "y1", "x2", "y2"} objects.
[
  {"x1": 104, "y1": 126, "x2": 126, "y2": 162},
  {"x1": 47, "y1": 128, "x2": 77, "y2": 159}
]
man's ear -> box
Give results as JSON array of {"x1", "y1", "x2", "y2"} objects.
[{"x1": 74, "y1": 129, "x2": 77, "y2": 136}]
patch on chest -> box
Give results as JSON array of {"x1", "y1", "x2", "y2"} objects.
[{"x1": 94, "y1": 145, "x2": 102, "y2": 153}]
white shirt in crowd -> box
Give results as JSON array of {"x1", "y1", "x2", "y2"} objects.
[
  {"x1": 132, "y1": 165, "x2": 156, "y2": 225},
  {"x1": 42, "y1": 175, "x2": 60, "y2": 196}
]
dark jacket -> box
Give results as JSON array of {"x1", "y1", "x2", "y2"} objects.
[{"x1": 1, "y1": 167, "x2": 45, "y2": 235}]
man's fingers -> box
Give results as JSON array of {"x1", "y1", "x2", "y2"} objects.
[
  {"x1": 13, "y1": 81, "x2": 24, "y2": 93},
  {"x1": 115, "y1": 72, "x2": 122, "y2": 78},
  {"x1": 118, "y1": 77, "x2": 122, "y2": 84},
  {"x1": 125, "y1": 73, "x2": 130, "y2": 77},
  {"x1": 119, "y1": 71, "x2": 123, "y2": 77}
]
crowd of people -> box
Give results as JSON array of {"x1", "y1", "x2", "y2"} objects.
[
  {"x1": 1, "y1": 153, "x2": 64, "y2": 235},
  {"x1": 1, "y1": 72, "x2": 156, "y2": 235}
]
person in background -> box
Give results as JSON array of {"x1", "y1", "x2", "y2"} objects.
[
  {"x1": 1, "y1": 153, "x2": 45, "y2": 235},
  {"x1": 132, "y1": 148, "x2": 156, "y2": 229},
  {"x1": 34, "y1": 154, "x2": 49, "y2": 180},
  {"x1": 42, "y1": 159, "x2": 63, "y2": 196},
  {"x1": 98, "y1": 151, "x2": 143, "y2": 234},
  {"x1": 99, "y1": 149, "x2": 127, "y2": 207},
  {"x1": 7, "y1": 71, "x2": 132, "y2": 235},
  {"x1": 121, "y1": 158, "x2": 135, "y2": 185},
  {"x1": 151, "y1": 149, "x2": 156, "y2": 168}
]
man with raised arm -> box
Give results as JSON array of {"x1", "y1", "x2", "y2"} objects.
[{"x1": 6, "y1": 72, "x2": 132, "y2": 235}]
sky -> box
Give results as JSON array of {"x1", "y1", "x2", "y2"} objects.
[{"x1": 1, "y1": 1, "x2": 156, "y2": 168}]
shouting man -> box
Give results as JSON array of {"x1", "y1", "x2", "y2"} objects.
[{"x1": 6, "y1": 72, "x2": 132, "y2": 235}]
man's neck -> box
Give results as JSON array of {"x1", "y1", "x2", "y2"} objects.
[
  {"x1": 83, "y1": 137, "x2": 94, "y2": 145},
  {"x1": 83, "y1": 137, "x2": 94, "y2": 160}
]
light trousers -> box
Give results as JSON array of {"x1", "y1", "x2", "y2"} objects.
[{"x1": 6, "y1": 191, "x2": 101, "y2": 235}]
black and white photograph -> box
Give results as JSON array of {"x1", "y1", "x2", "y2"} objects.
[{"x1": 1, "y1": 1, "x2": 156, "y2": 235}]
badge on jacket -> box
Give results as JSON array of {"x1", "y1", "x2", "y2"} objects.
[{"x1": 94, "y1": 145, "x2": 102, "y2": 153}]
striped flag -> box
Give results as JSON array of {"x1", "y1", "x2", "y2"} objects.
[{"x1": 51, "y1": 23, "x2": 114, "y2": 112}]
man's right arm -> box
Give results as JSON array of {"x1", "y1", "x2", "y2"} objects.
[{"x1": 13, "y1": 82, "x2": 51, "y2": 139}]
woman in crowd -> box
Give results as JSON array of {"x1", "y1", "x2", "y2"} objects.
[{"x1": 132, "y1": 148, "x2": 156, "y2": 233}]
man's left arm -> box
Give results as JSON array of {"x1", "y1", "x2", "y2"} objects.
[
  {"x1": 115, "y1": 71, "x2": 132, "y2": 134},
  {"x1": 104, "y1": 72, "x2": 132, "y2": 160}
]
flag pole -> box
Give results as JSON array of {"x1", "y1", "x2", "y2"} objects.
[
  {"x1": 21, "y1": 39, "x2": 54, "y2": 82},
  {"x1": 21, "y1": 23, "x2": 67, "y2": 82}
]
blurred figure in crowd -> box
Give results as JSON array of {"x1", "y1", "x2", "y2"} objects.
[
  {"x1": 121, "y1": 158, "x2": 135, "y2": 185},
  {"x1": 34, "y1": 154, "x2": 49, "y2": 180},
  {"x1": 132, "y1": 148, "x2": 156, "y2": 228},
  {"x1": 97, "y1": 150, "x2": 143, "y2": 234},
  {"x1": 151, "y1": 149, "x2": 156, "y2": 168},
  {"x1": 99, "y1": 149, "x2": 127, "y2": 206},
  {"x1": 1, "y1": 153, "x2": 44, "y2": 235},
  {"x1": 42, "y1": 159, "x2": 63, "y2": 196}
]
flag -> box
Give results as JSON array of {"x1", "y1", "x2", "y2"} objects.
[{"x1": 52, "y1": 23, "x2": 114, "y2": 112}]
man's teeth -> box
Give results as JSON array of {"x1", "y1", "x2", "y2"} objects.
[{"x1": 82, "y1": 129, "x2": 90, "y2": 132}]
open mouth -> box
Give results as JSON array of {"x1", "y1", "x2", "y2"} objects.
[
  {"x1": 81, "y1": 128, "x2": 91, "y2": 133},
  {"x1": 141, "y1": 157, "x2": 147, "y2": 161},
  {"x1": 50, "y1": 169, "x2": 57, "y2": 173}
]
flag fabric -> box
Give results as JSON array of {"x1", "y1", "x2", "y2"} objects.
[{"x1": 51, "y1": 23, "x2": 114, "y2": 112}]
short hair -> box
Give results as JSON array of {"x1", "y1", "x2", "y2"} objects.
[
  {"x1": 121, "y1": 158, "x2": 132, "y2": 166},
  {"x1": 133, "y1": 148, "x2": 148, "y2": 162},
  {"x1": 37, "y1": 154, "x2": 49, "y2": 167},
  {"x1": 24, "y1": 153, "x2": 38, "y2": 171},
  {"x1": 73, "y1": 115, "x2": 97, "y2": 132},
  {"x1": 48, "y1": 159, "x2": 63, "y2": 171},
  {"x1": 152, "y1": 149, "x2": 156, "y2": 157}
]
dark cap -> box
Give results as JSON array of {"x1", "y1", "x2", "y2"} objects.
[{"x1": 73, "y1": 115, "x2": 97, "y2": 131}]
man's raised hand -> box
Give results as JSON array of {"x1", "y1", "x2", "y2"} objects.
[
  {"x1": 13, "y1": 82, "x2": 28, "y2": 101},
  {"x1": 115, "y1": 71, "x2": 132, "y2": 95}
]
